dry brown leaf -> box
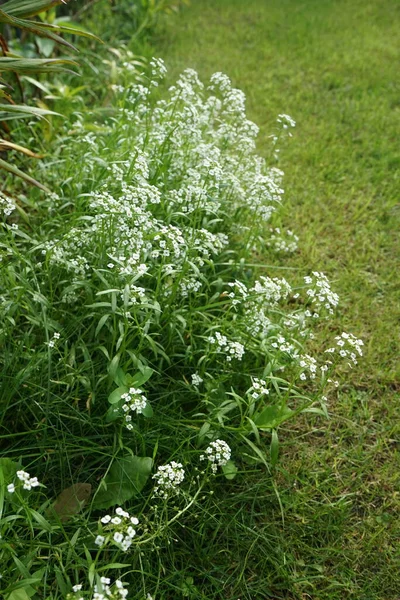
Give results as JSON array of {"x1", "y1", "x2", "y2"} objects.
[{"x1": 50, "y1": 483, "x2": 92, "y2": 522}]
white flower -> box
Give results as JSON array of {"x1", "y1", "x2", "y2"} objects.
[
  {"x1": 95, "y1": 535, "x2": 105, "y2": 546},
  {"x1": 113, "y1": 531, "x2": 124, "y2": 543},
  {"x1": 7, "y1": 483, "x2": 15, "y2": 493},
  {"x1": 17, "y1": 470, "x2": 30, "y2": 482},
  {"x1": 72, "y1": 584, "x2": 83, "y2": 592},
  {"x1": 101, "y1": 514, "x2": 111, "y2": 524}
]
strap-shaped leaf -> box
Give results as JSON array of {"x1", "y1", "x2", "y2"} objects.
[
  {"x1": 0, "y1": 0, "x2": 69, "y2": 19},
  {"x1": 0, "y1": 9, "x2": 75, "y2": 49},
  {"x1": 0, "y1": 103, "x2": 60, "y2": 121},
  {"x1": 0, "y1": 157, "x2": 49, "y2": 191},
  {"x1": 0, "y1": 56, "x2": 77, "y2": 76},
  {"x1": 0, "y1": 10, "x2": 100, "y2": 47}
]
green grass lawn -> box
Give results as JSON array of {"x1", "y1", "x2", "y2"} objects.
[{"x1": 150, "y1": 0, "x2": 400, "y2": 597}]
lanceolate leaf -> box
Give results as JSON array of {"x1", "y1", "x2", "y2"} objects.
[
  {"x1": 0, "y1": 157, "x2": 50, "y2": 191},
  {"x1": 0, "y1": 103, "x2": 60, "y2": 121},
  {"x1": 0, "y1": 56, "x2": 77, "y2": 75},
  {"x1": 1, "y1": 0, "x2": 71, "y2": 19}
]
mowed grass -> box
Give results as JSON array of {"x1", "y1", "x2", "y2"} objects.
[{"x1": 149, "y1": 1, "x2": 400, "y2": 598}]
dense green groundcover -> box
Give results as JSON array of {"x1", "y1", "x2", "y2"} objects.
[{"x1": 0, "y1": 1, "x2": 399, "y2": 599}]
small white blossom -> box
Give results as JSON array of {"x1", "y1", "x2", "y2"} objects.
[{"x1": 95, "y1": 535, "x2": 105, "y2": 546}]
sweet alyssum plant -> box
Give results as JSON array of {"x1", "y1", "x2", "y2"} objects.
[{"x1": 0, "y1": 58, "x2": 362, "y2": 598}]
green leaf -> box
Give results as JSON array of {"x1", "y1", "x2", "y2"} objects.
[
  {"x1": 7, "y1": 589, "x2": 31, "y2": 600},
  {"x1": 108, "y1": 355, "x2": 120, "y2": 382},
  {"x1": 0, "y1": 103, "x2": 60, "y2": 123},
  {"x1": 0, "y1": 157, "x2": 49, "y2": 191},
  {"x1": 1, "y1": 1, "x2": 69, "y2": 19},
  {"x1": 254, "y1": 404, "x2": 293, "y2": 430},
  {"x1": 222, "y1": 460, "x2": 238, "y2": 480},
  {"x1": 108, "y1": 386, "x2": 128, "y2": 405},
  {"x1": 93, "y1": 455, "x2": 153, "y2": 509},
  {"x1": 0, "y1": 56, "x2": 77, "y2": 75},
  {"x1": 141, "y1": 402, "x2": 153, "y2": 418},
  {"x1": 270, "y1": 429, "x2": 279, "y2": 467},
  {"x1": 35, "y1": 36, "x2": 55, "y2": 57},
  {"x1": 113, "y1": 367, "x2": 128, "y2": 387},
  {"x1": 128, "y1": 367, "x2": 153, "y2": 387},
  {"x1": 0, "y1": 458, "x2": 20, "y2": 487},
  {"x1": 105, "y1": 402, "x2": 124, "y2": 423}
]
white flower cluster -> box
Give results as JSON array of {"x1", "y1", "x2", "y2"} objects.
[
  {"x1": 7, "y1": 470, "x2": 40, "y2": 493},
  {"x1": 277, "y1": 113, "x2": 296, "y2": 131},
  {"x1": 191, "y1": 373, "x2": 203, "y2": 387},
  {"x1": 0, "y1": 191, "x2": 15, "y2": 217},
  {"x1": 47, "y1": 332, "x2": 60, "y2": 348},
  {"x1": 243, "y1": 277, "x2": 292, "y2": 338},
  {"x1": 208, "y1": 331, "x2": 245, "y2": 362},
  {"x1": 325, "y1": 332, "x2": 364, "y2": 366},
  {"x1": 304, "y1": 272, "x2": 339, "y2": 316},
  {"x1": 121, "y1": 387, "x2": 147, "y2": 429},
  {"x1": 149, "y1": 56, "x2": 167, "y2": 82},
  {"x1": 200, "y1": 440, "x2": 231, "y2": 474},
  {"x1": 266, "y1": 228, "x2": 299, "y2": 254},
  {"x1": 95, "y1": 507, "x2": 139, "y2": 552},
  {"x1": 299, "y1": 354, "x2": 318, "y2": 380},
  {"x1": 68, "y1": 577, "x2": 128, "y2": 600},
  {"x1": 152, "y1": 461, "x2": 185, "y2": 499},
  {"x1": 250, "y1": 377, "x2": 270, "y2": 398}
]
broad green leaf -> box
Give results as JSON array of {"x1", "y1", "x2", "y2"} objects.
[
  {"x1": 128, "y1": 367, "x2": 153, "y2": 387},
  {"x1": 254, "y1": 404, "x2": 293, "y2": 430},
  {"x1": 105, "y1": 402, "x2": 124, "y2": 423},
  {"x1": 112, "y1": 366, "x2": 128, "y2": 387},
  {"x1": 222, "y1": 460, "x2": 238, "y2": 480},
  {"x1": 108, "y1": 386, "x2": 128, "y2": 405},
  {"x1": 93, "y1": 455, "x2": 153, "y2": 509},
  {"x1": 35, "y1": 36, "x2": 55, "y2": 58},
  {"x1": 0, "y1": 458, "x2": 21, "y2": 486},
  {"x1": 141, "y1": 402, "x2": 153, "y2": 418},
  {"x1": 7, "y1": 589, "x2": 31, "y2": 600}
]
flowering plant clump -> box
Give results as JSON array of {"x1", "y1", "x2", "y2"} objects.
[{"x1": 0, "y1": 52, "x2": 364, "y2": 600}]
